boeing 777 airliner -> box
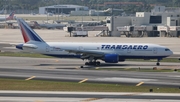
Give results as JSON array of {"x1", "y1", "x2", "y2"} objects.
[
  {"x1": 15, "y1": 18, "x2": 173, "y2": 67},
  {"x1": 0, "y1": 11, "x2": 15, "y2": 21}
]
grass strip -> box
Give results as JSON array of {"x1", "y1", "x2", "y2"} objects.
[
  {"x1": 0, "y1": 78, "x2": 180, "y2": 93},
  {"x1": 94, "y1": 68, "x2": 179, "y2": 72},
  {"x1": 127, "y1": 58, "x2": 180, "y2": 62}
]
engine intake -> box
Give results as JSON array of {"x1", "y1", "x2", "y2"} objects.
[{"x1": 104, "y1": 54, "x2": 119, "y2": 63}]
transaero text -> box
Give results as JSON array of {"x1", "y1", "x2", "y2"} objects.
[{"x1": 101, "y1": 45, "x2": 148, "y2": 50}]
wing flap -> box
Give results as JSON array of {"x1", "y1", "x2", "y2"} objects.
[
  {"x1": 64, "y1": 49, "x2": 105, "y2": 57},
  {"x1": 23, "y1": 45, "x2": 37, "y2": 49}
]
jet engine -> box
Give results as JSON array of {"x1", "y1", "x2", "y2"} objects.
[{"x1": 104, "y1": 54, "x2": 119, "y2": 63}]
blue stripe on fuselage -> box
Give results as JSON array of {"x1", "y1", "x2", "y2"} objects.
[
  {"x1": 44, "y1": 54, "x2": 81, "y2": 58},
  {"x1": 44, "y1": 54, "x2": 168, "y2": 59}
]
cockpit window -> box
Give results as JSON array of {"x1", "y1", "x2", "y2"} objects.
[{"x1": 165, "y1": 48, "x2": 170, "y2": 51}]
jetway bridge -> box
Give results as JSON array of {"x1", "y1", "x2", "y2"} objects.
[
  {"x1": 64, "y1": 26, "x2": 109, "y2": 37},
  {"x1": 117, "y1": 25, "x2": 180, "y2": 37}
]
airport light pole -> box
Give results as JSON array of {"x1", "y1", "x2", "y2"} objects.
[
  {"x1": 58, "y1": 7, "x2": 59, "y2": 21},
  {"x1": 110, "y1": 5, "x2": 114, "y2": 36},
  {"x1": 46, "y1": 7, "x2": 48, "y2": 23},
  {"x1": 97, "y1": 3, "x2": 99, "y2": 21},
  {"x1": 81, "y1": 0, "x2": 84, "y2": 26},
  {"x1": 61, "y1": 8, "x2": 63, "y2": 21}
]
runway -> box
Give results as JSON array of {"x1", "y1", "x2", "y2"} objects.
[
  {"x1": 0, "y1": 91, "x2": 180, "y2": 102},
  {"x1": 0, "y1": 56, "x2": 180, "y2": 87}
]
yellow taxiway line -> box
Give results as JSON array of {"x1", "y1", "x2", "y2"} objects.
[
  {"x1": 25, "y1": 76, "x2": 36, "y2": 80},
  {"x1": 79, "y1": 78, "x2": 88, "y2": 83}
]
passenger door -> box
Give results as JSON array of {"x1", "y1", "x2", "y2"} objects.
[
  {"x1": 46, "y1": 46, "x2": 50, "y2": 52},
  {"x1": 153, "y1": 48, "x2": 157, "y2": 54},
  {"x1": 127, "y1": 49, "x2": 131, "y2": 53},
  {"x1": 79, "y1": 46, "x2": 84, "y2": 50}
]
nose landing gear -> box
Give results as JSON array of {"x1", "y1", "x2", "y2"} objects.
[
  {"x1": 156, "y1": 62, "x2": 160, "y2": 66},
  {"x1": 156, "y1": 59, "x2": 161, "y2": 66}
]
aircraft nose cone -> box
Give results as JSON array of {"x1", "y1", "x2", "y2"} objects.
[
  {"x1": 169, "y1": 50, "x2": 173, "y2": 56},
  {"x1": 167, "y1": 50, "x2": 173, "y2": 56}
]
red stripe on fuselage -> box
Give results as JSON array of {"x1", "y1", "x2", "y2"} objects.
[{"x1": 20, "y1": 24, "x2": 29, "y2": 43}]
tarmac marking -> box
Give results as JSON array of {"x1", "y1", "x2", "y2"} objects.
[
  {"x1": 75, "y1": 66, "x2": 81, "y2": 69},
  {"x1": 25, "y1": 76, "x2": 36, "y2": 80},
  {"x1": 81, "y1": 98, "x2": 102, "y2": 102},
  {"x1": 125, "y1": 67, "x2": 131, "y2": 70},
  {"x1": 136, "y1": 82, "x2": 144, "y2": 86},
  {"x1": 79, "y1": 78, "x2": 88, "y2": 83},
  {"x1": 34, "y1": 101, "x2": 44, "y2": 102},
  {"x1": 123, "y1": 92, "x2": 141, "y2": 96},
  {"x1": 49, "y1": 67, "x2": 55, "y2": 69},
  {"x1": 95, "y1": 67, "x2": 99, "y2": 69},
  {"x1": 55, "y1": 60, "x2": 59, "y2": 62}
]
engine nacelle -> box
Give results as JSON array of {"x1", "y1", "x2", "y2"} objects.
[
  {"x1": 104, "y1": 54, "x2": 119, "y2": 63},
  {"x1": 16, "y1": 44, "x2": 38, "y2": 50}
]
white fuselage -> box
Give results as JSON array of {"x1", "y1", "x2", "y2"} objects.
[
  {"x1": 0, "y1": 16, "x2": 6, "y2": 21},
  {"x1": 21, "y1": 42, "x2": 173, "y2": 60}
]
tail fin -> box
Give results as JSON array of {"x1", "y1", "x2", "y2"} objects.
[
  {"x1": 6, "y1": 11, "x2": 15, "y2": 20},
  {"x1": 33, "y1": 21, "x2": 40, "y2": 26},
  {"x1": 17, "y1": 18, "x2": 45, "y2": 43}
]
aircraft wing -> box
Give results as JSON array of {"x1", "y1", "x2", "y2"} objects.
[
  {"x1": 0, "y1": 42, "x2": 19, "y2": 50},
  {"x1": 64, "y1": 48, "x2": 105, "y2": 58},
  {"x1": 0, "y1": 42, "x2": 19, "y2": 46}
]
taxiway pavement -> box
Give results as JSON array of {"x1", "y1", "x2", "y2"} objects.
[{"x1": 0, "y1": 57, "x2": 180, "y2": 87}]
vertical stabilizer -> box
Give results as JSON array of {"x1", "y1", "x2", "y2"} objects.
[{"x1": 17, "y1": 18, "x2": 45, "y2": 43}]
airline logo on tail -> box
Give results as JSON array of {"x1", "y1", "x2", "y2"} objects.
[
  {"x1": 6, "y1": 11, "x2": 15, "y2": 20},
  {"x1": 17, "y1": 18, "x2": 44, "y2": 43}
]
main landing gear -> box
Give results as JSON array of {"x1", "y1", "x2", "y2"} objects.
[
  {"x1": 80, "y1": 61, "x2": 100, "y2": 68},
  {"x1": 85, "y1": 61, "x2": 101, "y2": 66},
  {"x1": 156, "y1": 59, "x2": 161, "y2": 66}
]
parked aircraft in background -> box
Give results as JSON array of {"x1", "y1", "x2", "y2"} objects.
[
  {"x1": 33, "y1": 21, "x2": 66, "y2": 29},
  {"x1": 0, "y1": 8, "x2": 4, "y2": 14},
  {"x1": 15, "y1": 18, "x2": 173, "y2": 67},
  {"x1": 0, "y1": 11, "x2": 15, "y2": 21}
]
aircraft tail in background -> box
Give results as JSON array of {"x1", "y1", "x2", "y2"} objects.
[
  {"x1": 6, "y1": 11, "x2": 15, "y2": 20},
  {"x1": 0, "y1": 8, "x2": 4, "y2": 14}
]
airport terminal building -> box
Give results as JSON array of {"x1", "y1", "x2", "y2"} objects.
[
  {"x1": 106, "y1": 6, "x2": 180, "y2": 37},
  {"x1": 39, "y1": 5, "x2": 89, "y2": 14}
]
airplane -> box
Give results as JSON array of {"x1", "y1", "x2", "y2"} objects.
[
  {"x1": 33, "y1": 21, "x2": 66, "y2": 29},
  {"x1": 0, "y1": 11, "x2": 15, "y2": 21},
  {"x1": 0, "y1": 8, "x2": 4, "y2": 14},
  {"x1": 15, "y1": 18, "x2": 173, "y2": 67}
]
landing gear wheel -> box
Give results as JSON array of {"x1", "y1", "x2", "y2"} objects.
[
  {"x1": 80, "y1": 66, "x2": 84, "y2": 68},
  {"x1": 156, "y1": 62, "x2": 160, "y2": 66},
  {"x1": 85, "y1": 62, "x2": 89, "y2": 65},
  {"x1": 96, "y1": 61, "x2": 100, "y2": 66},
  {"x1": 84, "y1": 61, "x2": 100, "y2": 66},
  {"x1": 89, "y1": 62, "x2": 94, "y2": 65}
]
